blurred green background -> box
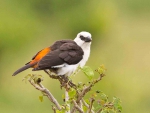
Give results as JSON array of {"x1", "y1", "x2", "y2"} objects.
[{"x1": 1, "y1": 0, "x2": 150, "y2": 112}]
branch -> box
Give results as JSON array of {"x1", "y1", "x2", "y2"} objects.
[
  {"x1": 93, "y1": 73, "x2": 105, "y2": 84},
  {"x1": 44, "y1": 70, "x2": 76, "y2": 90},
  {"x1": 65, "y1": 89, "x2": 70, "y2": 113},
  {"x1": 76, "y1": 73, "x2": 105, "y2": 104},
  {"x1": 76, "y1": 85, "x2": 92, "y2": 104},
  {"x1": 26, "y1": 66, "x2": 107, "y2": 113},
  {"x1": 28, "y1": 79, "x2": 61, "y2": 110},
  {"x1": 79, "y1": 100, "x2": 83, "y2": 111},
  {"x1": 82, "y1": 99, "x2": 95, "y2": 113},
  {"x1": 81, "y1": 98, "x2": 88, "y2": 107},
  {"x1": 72, "y1": 100, "x2": 84, "y2": 113},
  {"x1": 96, "y1": 102, "x2": 113, "y2": 113},
  {"x1": 70, "y1": 106, "x2": 76, "y2": 113},
  {"x1": 44, "y1": 70, "x2": 60, "y2": 79},
  {"x1": 96, "y1": 109, "x2": 102, "y2": 113},
  {"x1": 88, "y1": 98, "x2": 95, "y2": 113},
  {"x1": 52, "y1": 106, "x2": 57, "y2": 113}
]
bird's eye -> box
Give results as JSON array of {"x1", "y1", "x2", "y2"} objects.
[{"x1": 79, "y1": 35, "x2": 85, "y2": 40}]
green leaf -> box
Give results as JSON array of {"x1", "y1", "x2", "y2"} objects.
[
  {"x1": 68, "y1": 88, "x2": 76, "y2": 98},
  {"x1": 85, "y1": 99, "x2": 90, "y2": 105},
  {"x1": 56, "y1": 110, "x2": 61, "y2": 113},
  {"x1": 109, "y1": 109, "x2": 115, "y2": 113},
  {"x1": 23, "y1": 74, "x2": 44, "y2": 84},
  {"x1": 91, "y1": 93, "x2": 97, "y2": 98},
  {"x1": 81, "y1": 66, "x2": 94, "y2": 80},
  {"x1": 83, "y1": 105, "x2": 88, "y2": 112},
  {"x1": 62, "y1": 94, "x2": 65, "y2": 100},
  {"x1": 101, "y1": 109, "x2": 108, "y2": 113},
  {"x1": 65, "y1": 105, "x2": 70, "y2": 111},
  {"x1": 56, "y1": 108, "x2": 66, "y2": 113},
  {"x1": 95, "y1": 64, "x2": 106, "y2": 74},
  {"x1": 95, "y1": 104, "x2": 102, "y2": 111},
  {"x1": 113, "y1": 97, "x2": 122, "y2": 112},
  {"x1": 99, "y1": 92, "x2": 108, "y2": 102},
  {"x1": 39, "y1": 95, "x2": 43, "y2": 102},
  {"x1": 22, "y1": 74, "x2": 32, "y2": 83}
]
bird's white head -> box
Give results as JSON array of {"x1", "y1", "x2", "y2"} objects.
[{"x1": 74, "y1": 31, "x2": 92, "y2": 47}]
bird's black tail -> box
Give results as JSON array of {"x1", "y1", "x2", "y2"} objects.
[{"x1": 12, "y1": 63, "x2": 36, "y2": 76}]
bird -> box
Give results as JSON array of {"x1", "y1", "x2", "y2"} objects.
[{"x1": 12, "y1": 31, "x2": 92, "y2": 76}]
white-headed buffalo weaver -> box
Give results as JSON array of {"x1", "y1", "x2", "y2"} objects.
[{"x1": 12, "y1": 31, "x2": 92, "y2": 76}]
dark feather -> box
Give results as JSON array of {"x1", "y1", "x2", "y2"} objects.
[
  {"x1": 34, "y1": 40, "x2": 84, "y2": 70},
  {"x1": 12, "y1": 62, "x2": 36, "y2": 76},
  {"x1": 34, "y1": 50, "x2": 64, "y2": 70}
]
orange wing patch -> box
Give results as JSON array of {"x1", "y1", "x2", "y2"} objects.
[{"x1": 30, "y1": 47, "x2": 51, "y2": 68}]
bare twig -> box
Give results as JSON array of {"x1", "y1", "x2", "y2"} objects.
[
  {"x1": 93, "y1": 73, "x2": 105, "y2": 84},
  {"x1": 70, "y1": 106, "x2": 76, "y2": 113},
  {"x1": 52, "y1": 106, "x2": 57, "y2": 113},
  {"x1": 82, "y1": 99, "x2": 95, "y2": 113},
  {"x1": 82, "y1": 98, "x2": 89, "y2": 107},
  {"x1": 96, "y1": 102, "x2": 113, "y2": 113},
  {"x1": 96, "y1": 108, "x2": 102, "y2": 113},
  {"x1": 79, "y1": 100, "x2": 83, "y2": 111},
  {"x1": 28, "y1": 80, "x2": 61, "y2": 110},
  {"x1": 76, "y1": 84, "x2": 92, "y2": 103},
  {"x1": 65, "y1": 89, "x2": 70, "y2": 113},
  {"x1": 76, "y1": 73, "x2": 105, "y2": 104},
  {"x1": 103, "y1": 102, "x2": 113, "y2": 108},
  {"x1": 72, "y1": 100, "x2": 84, "y2": 113},
  {"x1": 88, "y1": 98, "x2": 95, "y2": 113}
]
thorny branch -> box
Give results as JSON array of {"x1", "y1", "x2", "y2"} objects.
[
  {"x1": 76, "y1": 73, "x2": 105, "y2": 104},
  {"x1": 71, "y1": 73, "x2": 105, "y2": 113},
  {"x1": 70, "y1": 73, "x2": 105, "y2": 113},
  {"x1": 96, "y1": 103, "x2": 114, "y2": 113},
  {"x1": 44, "y1": 70, "x2": 77, "y2": 90},
  {"x1": 27, "y1": 68, "x2": 106, "y2": 113}
]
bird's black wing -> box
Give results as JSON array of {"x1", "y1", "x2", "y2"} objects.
[{"x1": 34, "y1": 40, "x2": 84, "y2": 70}]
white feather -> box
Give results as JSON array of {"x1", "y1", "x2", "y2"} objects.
[{"x1": 57, "y1": 31, "x2": 92, "y2": 76}]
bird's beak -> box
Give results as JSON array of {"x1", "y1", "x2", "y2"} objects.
[{"x1": 85, "y1": 37, "x2": 92, "y2": 42}]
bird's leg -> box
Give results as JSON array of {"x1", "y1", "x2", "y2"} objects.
[
  {"x1": 44, "y1": 70, "x2": 59, "y2": 79},
  {"x1": 68, "y1": 80, "x2": 77, "y2": 89},
  {"x1": 58, "y1": 75, "x2": 69, "y2": 91},
  {"x1": 44, "y1": 70, "x2": 76, "y2": 90},
  {"x1": 59, "y1": 75, "x2": 77, "y2": 90}
]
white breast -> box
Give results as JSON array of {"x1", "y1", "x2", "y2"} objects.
[
  {"x1": 78, "y1": 43, "x2": 91, "y2": 67},
  {"x1": 56, "y1": 43, "x2": 91, "y2": 76}
]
